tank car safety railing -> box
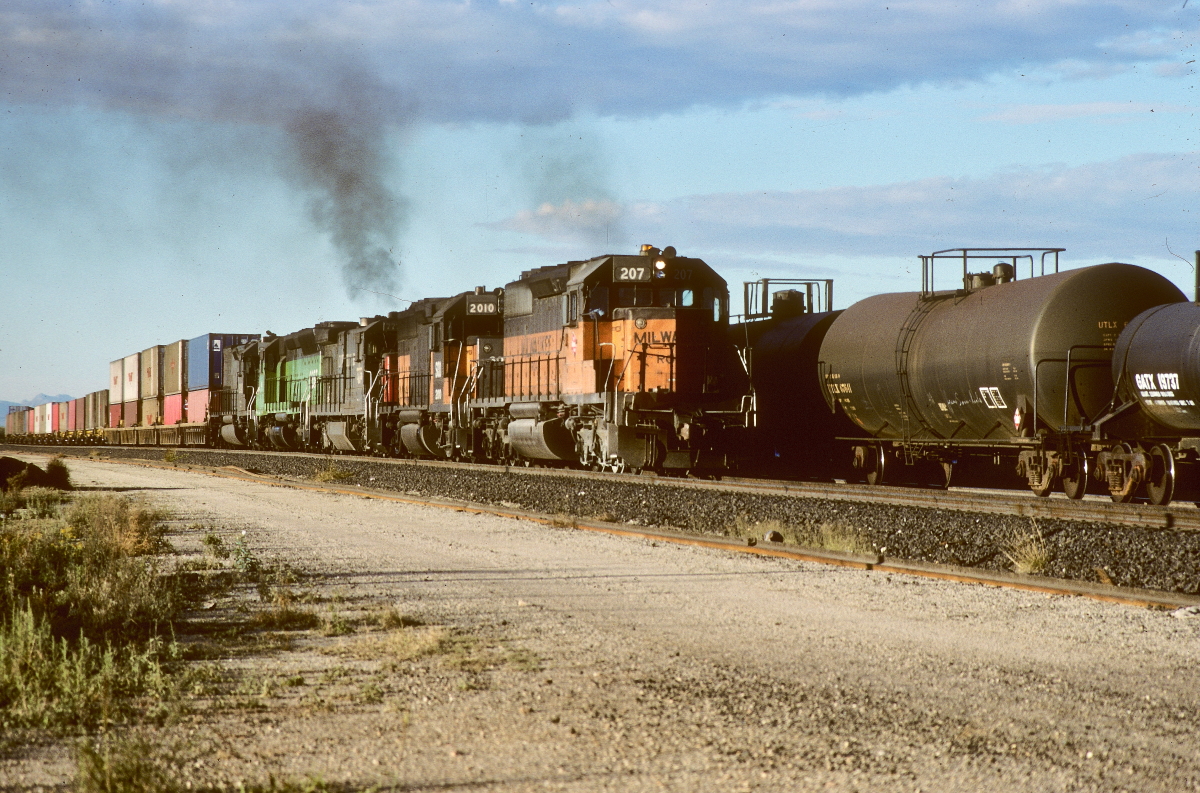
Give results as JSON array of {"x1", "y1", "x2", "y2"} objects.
[
  {"x1": 740, "y1": 279, "x2": 834, "y2": 320},
  {"x1": 1032, "y1": 345, "x2": 1110, "y2": 433},
  {"x1": 920, "y1": 248, "x2": 1064, "y2": 299}
]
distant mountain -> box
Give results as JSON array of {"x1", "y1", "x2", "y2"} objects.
[{"x1": 0, "y1": 394, "x2": 76, "y2": 413}]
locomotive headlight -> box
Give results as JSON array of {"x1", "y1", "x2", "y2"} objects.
[{"x1": 654, "y1": 259, "x2": 666, "y2": 270}]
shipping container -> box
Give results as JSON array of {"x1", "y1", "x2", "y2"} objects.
[
  {"x1": 109, "y1": 404, "x2": 123, "y2": 428},
  {"x1": 68, "y1": 399, "x2": 77, "y2": 432},
  {"x1": 123, "y1": 400, "x2": 140, "y2": 429},
  {"x1": 50, "y1": 402, "x2": 61, "y2": 433},
  {"x1": 188, "y1": 334, "x2": 260, "y2": 391},
  {"x1": 32, "y1": 404, "x2": 43, "y2": 435},
  {"x1": 123, "y1": 352, "x2": 141, "y2": 404},
  {"x1": 141, "y1": 396, "x2": 162, "y2": 426},
  {"x1": 164, "y1": 340, "x2": 187, "y2": 395},
  {"x1": 186, "y1": 388, "x2": 210, "y2": 423},
  {"x1": 141, "y1": 345, "x2": 164, "y2": 400},
  {"x1": 93, "y1": 390, "x2": 110, "y2": 430},
  {"x1": 110, "y1": 359, "x2": 123, "y2": 405},
  {"x1": 164, "y1": 393, "x2": 184, "y2": 425}
]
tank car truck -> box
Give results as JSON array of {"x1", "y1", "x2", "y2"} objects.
[
  {"x1": 468, "y1": 245, "x2": 748, "y2": 472},
  {"x1": 1089, "y1": 252, "x2": 1200, "y2": 503},
  {"x1": 817, "y1": 248, "x2": 1186, "y2": 496}
]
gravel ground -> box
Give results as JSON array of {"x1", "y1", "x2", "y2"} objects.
[
  {"x1": 12, "y1": 445, "x2": 1200, "y2": 593},
  {"x1": 3, "y1": 453, "x2": 1200, "y2": 792}
]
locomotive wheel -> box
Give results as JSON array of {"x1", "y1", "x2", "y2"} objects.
[
  {"x1": 1145, "y1": 444, "x2": 1176, "y2": 506},
  {"x1": 1061, "y1": 454, "x2": 1089, "y2": 501}
]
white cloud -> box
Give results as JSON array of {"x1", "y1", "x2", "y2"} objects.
[
  {"x1": 504, "y1": 153, "x2": 1200, "y2": 262},
  {"x1": 496, "y1": 198, "x2": 625, "y2": 244}
]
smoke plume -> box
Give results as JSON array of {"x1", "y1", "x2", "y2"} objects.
[{"x1": 286, "y1": 96, "x2": 406, "y2": 296}]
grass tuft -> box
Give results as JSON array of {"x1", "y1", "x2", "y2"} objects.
[
  {"x1": 313, "y1": 465, "x2": 354, "y2": 483},
  {"x1": 75, "y1": 735, "x2": 185, "y2": 793},
  {"x1": 1004, "y1": 521, "x2": 1050, "y2": 575},
  {"x1": 731, "y1": 516, "x2": 873, "y2": 555}
]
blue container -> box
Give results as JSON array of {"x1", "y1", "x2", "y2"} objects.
[{"x1": 187, "y1": 333, "x2": 261, "y2": 391}]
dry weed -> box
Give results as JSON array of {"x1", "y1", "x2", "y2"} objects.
[
  {"x1": 1004, "y1": 521, "x2": 1050, "y2": 575},
  {"x1": 313, "y1": 466, "x2": 354, "y2": 483}
]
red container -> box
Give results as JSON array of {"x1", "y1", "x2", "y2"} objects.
[
  {"x1": 186, "y1": 388, "x2": 209, "y2": 423},
  {"x1": 164, "y1": 393, "x2": 184, "y2": 425},
  {"x1": 50, "y1": 403, "x2": 60, "y2": 433},
  {"x1": 109, "y1": 404, "x2": 123, "y2": 428},
  {"x1": 123, "y1": 400, "x2": 140, "y2": 428}
]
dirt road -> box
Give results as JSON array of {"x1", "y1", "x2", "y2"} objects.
[{"x1": 5, "y1": 454, "x2": 1200, "y2": 792}]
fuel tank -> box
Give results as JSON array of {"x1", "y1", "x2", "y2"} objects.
[
  {"x1": 818, "y1": 264, "x2": 1185, "y2": 440},
  {"x1": 1111, "y1": 301, "x2": 1200, "y2": 433}
]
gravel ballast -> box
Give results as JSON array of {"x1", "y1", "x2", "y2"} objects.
[{"x1": 10, "y1": 444, "x2": 1200, "y2": 594}]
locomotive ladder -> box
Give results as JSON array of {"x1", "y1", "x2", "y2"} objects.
[{"x1": 893, "y1": 296, "x2": 945, "y2": 448}]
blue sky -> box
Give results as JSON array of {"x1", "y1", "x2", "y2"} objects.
[{"x1": 1, "y1": 0, "x2": 1197, "y2": 400}]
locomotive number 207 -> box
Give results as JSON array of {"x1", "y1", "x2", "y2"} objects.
[
  {"x1": 467, "y1": 301, "x2": 498, "y2": 314},
  {"x1": 616, "y1": 266, "x2": 651, "y2": 282}
]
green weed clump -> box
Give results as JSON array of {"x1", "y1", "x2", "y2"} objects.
[{"x1": 0, "y1": 493, "x2": 186, "y2": 732}]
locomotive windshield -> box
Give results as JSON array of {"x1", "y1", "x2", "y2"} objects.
[{"x1": 593, "y1": 285, "x2": 726, "y2": 320}]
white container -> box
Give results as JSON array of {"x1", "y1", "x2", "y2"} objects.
[
  {"x1": 110, "y1": 359, "x2": 123, "y2": 404},
  {"x1": 123, "y1": 352, "x2": 141, "y2": 404}
]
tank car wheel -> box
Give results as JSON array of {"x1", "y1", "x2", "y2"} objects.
[
  {"x1": 1145, "y1": 444, "x2": 1176, "y2": 506},
  {"x1": 863, "y1": 446, "x2": 887, "y2": 486},
  {"x1": 1061, "y1": 454, "x2": 1089, "y2": 501}
]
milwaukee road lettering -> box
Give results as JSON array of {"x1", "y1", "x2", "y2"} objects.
[
  {"x1": 632, "y1": 330, "x2": 676, "y2": 345},
  {"x1": 506, "y1": 332, "x2": 561, "y2": 356}
]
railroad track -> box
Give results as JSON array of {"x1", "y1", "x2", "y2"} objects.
[
  {"x1": 16, "y1": 447, "x2": 1198, "y2": 611},
  {"x1": 6, "y1": 443, "x2": 1197, "y2": 532}
]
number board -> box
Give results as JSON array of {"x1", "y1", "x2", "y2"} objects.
[
  {"x1": 466, "y1": 296, "x2": 499, "y2": 315},
  {"x1": 614, "y1": 263, "x2": 652, "y2": 282}
]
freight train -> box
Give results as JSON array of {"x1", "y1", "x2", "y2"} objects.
[{"x1": 7, "y1": 245, "x2": 1200, "y2": 506}]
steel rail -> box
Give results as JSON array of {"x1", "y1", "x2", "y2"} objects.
[
  {"x1": 5, "y1": 443, "x2": 1198, "y2": 531},
  {"x1": 47, "y1": 453, "x2": 1200, "y2": 612}
]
